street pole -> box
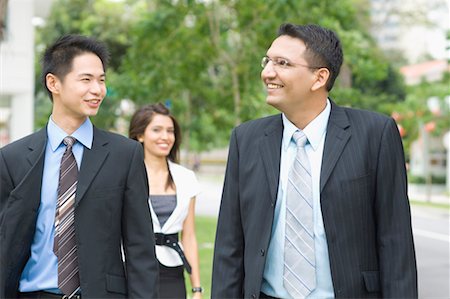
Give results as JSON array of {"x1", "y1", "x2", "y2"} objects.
[
  {"x1": 421, "y1": 123, "x2": 432, "y2": 202},
  {"x1": 443, "y1": 131, "x2": 450, "y2": 195}
]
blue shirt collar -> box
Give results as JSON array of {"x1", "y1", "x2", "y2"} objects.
[
  {"x1": 47, "y1": 116, "x2": 94, "y2": 151},
  {"x1": 282, "y1": 99, "x2": 331, "y2": 151}
]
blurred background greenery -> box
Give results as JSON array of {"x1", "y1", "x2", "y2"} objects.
[
  {"x1": 31, "y1": 0, "x2": 448, "y2": 152},
  {"x1": 30, "y1": 0, "x2": 449, "y2": 183}
]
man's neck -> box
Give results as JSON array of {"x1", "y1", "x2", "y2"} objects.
[
  {"x1": 284, "y1": 96, "x2": 327, "y2": 130},
  {"x1": 51, "y1": 114, "x2": 88, "y2": 135}
]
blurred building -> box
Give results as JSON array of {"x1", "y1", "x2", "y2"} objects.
[
  {"x1": 0, "y1": 0, "x2": 52, "y2": 147},
  {"x1": 410, "y1": 129, "x2": 447, "y2": 179},
  {"x1": 400, "y1": 62, "x2": 449, "y2": 185},
  {"x1": 371, "y1": 0, "x2": 450, "y2": 190},
  {"x1": 370, "y1": 0, "x2": 449, "y2": 64},
  {"x1": 400, "y1": 59, "x2": 450, "y2": 85}
]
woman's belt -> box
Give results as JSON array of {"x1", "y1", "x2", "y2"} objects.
[{"x1": 154, "y1": 233, "x2": 192, "y2": 274}]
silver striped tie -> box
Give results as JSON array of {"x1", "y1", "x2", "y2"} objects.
[{"x1": 284, "y1": 130, "x2": 316, "y2": 298}]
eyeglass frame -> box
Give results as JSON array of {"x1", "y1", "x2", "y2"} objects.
[{"x1": 261, "y1": 56, "x2": 325, "y2": 70}]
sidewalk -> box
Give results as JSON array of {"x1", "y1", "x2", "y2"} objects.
[
  {"x1": 408, "y1": 183, "x2": 449, "y2": 205},
  {"x1": 195, "y1": 173, "x2": 224, "y2": 217},
  {"x1": 195, "y1": 172, "x2": 450, "y2": 217}
]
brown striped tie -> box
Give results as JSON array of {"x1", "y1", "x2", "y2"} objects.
[{"x1": 53, "y1": 136, "x2": 80, "y2": 296}]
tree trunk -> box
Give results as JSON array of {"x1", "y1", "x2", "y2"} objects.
[
  {"x1": 339, "y1": 63, "x2": 352, "y2": 88},
  {"x1": 0, "y1": 0, "x2": 8, "y2": 41},
  {"x1": 207, "y1": 3, "x2": 241, "y2": 126},
  {"x1": 183, "y1": 90, "x2": 191, "y2": 164},
  {"x1": 231, "y1": 65, "x2": 241, "y2": 125}
]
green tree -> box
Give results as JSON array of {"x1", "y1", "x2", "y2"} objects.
[
  {"x1": 115, "y1": 1, "x2": 221, "y2": 152},
  {"x1": 116, "y1": 0, "x2": 407, "y2": 152},
  {"x1": 36, "y1": 0, "x2": 407, "y2": 154}
]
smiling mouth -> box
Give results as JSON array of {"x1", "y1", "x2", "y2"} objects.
[
  {"x1": 267, "y1": 83, "x2": 283, "y2": 89},
  {"x1": 85, "y1": 99, "x2": 101, "y2": 104}
]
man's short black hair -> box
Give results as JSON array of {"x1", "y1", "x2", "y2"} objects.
[
  {"x1": 41, "y1": 34, "x2": 110, "y2": 100},
  {"x1": 278, "y1": 23, "x2": 343, "y2": 91}
]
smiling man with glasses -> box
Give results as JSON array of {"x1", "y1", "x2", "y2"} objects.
[{"x1": 212, "y1": 23, "x2": 417, "y2": 299}]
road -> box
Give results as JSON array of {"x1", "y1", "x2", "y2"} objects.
[
  {"x1": 411, "y1": 206, "x2": 450, "y2": 299},
  {"x1": 196, "y1": 174, "x2": 450, "y2": 298}
]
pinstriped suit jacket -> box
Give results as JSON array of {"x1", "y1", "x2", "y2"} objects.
[{"x1": 212, "y1": 101, "x2": 417, "y2": 298}]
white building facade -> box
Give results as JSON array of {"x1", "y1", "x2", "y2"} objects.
[
  {"x1": 370, "y1": 0, "x2": 449, "y2": 63},
  {"x1": 0, "y1": 0, "x2": 52, "y2": 147}
]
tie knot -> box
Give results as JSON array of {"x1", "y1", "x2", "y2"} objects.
[
  {"x1": 63, "y1": 136, "x2": 76, "y2": 148},
  {"x1": 292, "y1": 130, "x2": 307, "y2": 147}
]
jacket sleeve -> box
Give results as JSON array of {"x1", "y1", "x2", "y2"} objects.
[
  {"x1": 0, "y1": 150, "x2": 12, "y2": 222},
  {"x1": 211, "y1": 129, "x2": 245, "y2": 298},
  {"x1": 0, "y1": 149, "x2": 12, "y2": 298},
  {"x1": 375, "y1": 118, "x2": 418, "y2": 298},
  {"x1": 122, "y1": 143, "x2": 159, "y2": 298}
]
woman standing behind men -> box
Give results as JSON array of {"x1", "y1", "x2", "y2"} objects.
[{"x1": 129, "y1": 103, "x2": 203, "y2": 299}]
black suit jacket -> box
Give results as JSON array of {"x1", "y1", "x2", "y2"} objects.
[
  {"x1": 211, "y1": 102, "x2": 417, "y2": 298},
  {"x1": 0, "y1": 126, "x2": 158, "y2": 298}
]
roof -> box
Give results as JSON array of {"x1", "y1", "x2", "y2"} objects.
[{"x1": 400, "y1": 60, "x2": 449, "y2": 85}]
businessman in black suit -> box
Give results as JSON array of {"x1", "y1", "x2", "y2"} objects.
[
  {"x1": 211, "y1": 23, "x2": 417, "y2": 298},
  {"x1": 0, "y1": 35, "x2": 158, "y2": 298}
]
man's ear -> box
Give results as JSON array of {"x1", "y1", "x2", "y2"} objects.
[
  {"x1": 46, "y1": 73, "x2": 60, "y2": 94},
  {"x1": 311, "y1": 68, "x2": 330, "y2": 91}
]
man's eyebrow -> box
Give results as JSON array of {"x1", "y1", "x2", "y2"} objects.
[{"x1": 78, "y1": 73, "x2": 106, "y2": 77}]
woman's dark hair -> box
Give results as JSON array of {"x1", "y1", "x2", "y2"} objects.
[{"x1": 129, "y1": 102, "x2": 181, "y2": 164}]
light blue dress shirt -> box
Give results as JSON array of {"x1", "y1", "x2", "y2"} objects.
[
  {"x1": 261, "y1": 100, "x2": 334, "y2": 299},
  {"x1": 19, "y1": 116, "x2": 93, "y2": 293}
]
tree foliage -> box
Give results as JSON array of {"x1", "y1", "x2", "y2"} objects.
[{"x1": 35, "y1": 0, "x2": 408, "y2": 152}]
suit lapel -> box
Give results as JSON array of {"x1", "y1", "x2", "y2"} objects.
[
  {"x1": 26, "y1": 128, "x2": 47, "y2": 167},
  {"x1": 259, "y1": 115, "x2": 283, "y2": 204},
  {"x1": 320, "y1": 102, "x2": 351, "y2": 192},
  {"x1": 11, "y1": 128, "x2": 47, "y2": 211},
  {"x1": 75, "y1": 127, "x2": 109, "y2": 206}
]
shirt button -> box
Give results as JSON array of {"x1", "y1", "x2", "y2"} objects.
[{"x1": 260, "y1": 249, "x2": 265, "y2": 256}]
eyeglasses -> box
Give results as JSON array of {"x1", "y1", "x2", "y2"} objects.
[{"x1": 261, "y1": 56, "x2": 324, "y2": 70}]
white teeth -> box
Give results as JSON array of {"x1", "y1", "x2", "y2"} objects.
[{"x1": 267, "y1": 83, "x2": 282, "y2": 89}]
